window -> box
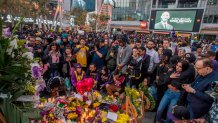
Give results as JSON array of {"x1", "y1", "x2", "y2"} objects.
[
  {"x1": 203, "y1": 15, "x2": 208, "y2": 23},
  {"x1": 213, "y1": 15, "x2": 218, "y2": 23},
  {"x1": 152, "y1": 0, "x2": 157, "y2": 8},
  {"x1": 208, "y1": 15, "x2": 214, "y2": 23},
  {"x1": 178, "y1": 0, "x2": 198, "y2": 8},
  {"x1": 208, "y1": 0, "x2": 218, "y2": 5},
  {"x1": 158, "y1": 0, "x2": 176, "y2": 8}
]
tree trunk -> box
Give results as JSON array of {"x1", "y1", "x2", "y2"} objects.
[
  {"x1": 38, "y1": 15, "x2": 42, "y2": 29},
  {"x1": 0, "y1": 16, "x2": 2, "y2": 37},
  {"x1": 45, "y1": 15, "x2": 50, "y2": 30},
  {"x1": 40, "y1": 15, "x2": 47, "y2": 31}
]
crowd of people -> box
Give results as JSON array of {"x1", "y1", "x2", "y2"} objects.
[{"x1": 17, "y1": 29, "x2": 218, "y2": 123}]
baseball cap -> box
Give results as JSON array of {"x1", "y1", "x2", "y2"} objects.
[
  {"x1": 75, "y1": 63, "x2": 82, "y2": 68},
  {"x1": 168, "y1": 106, "x2": 190, "y2": 121}
]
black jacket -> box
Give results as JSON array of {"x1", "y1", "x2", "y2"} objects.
[{"x1": 187, "y1": 71, "x2": 218, "y2": 118}]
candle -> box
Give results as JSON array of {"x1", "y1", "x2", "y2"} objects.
[
  {"x1": 48, "y1": 98, "x2": 51, "y2": 102},
  {"x1": 52, "y1": 98, "x2": 55, "y2": 103}
]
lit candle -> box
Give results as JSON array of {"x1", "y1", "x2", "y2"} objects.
[
  {"x1": 48, "y1": 98, "x2": 51, "y2": 102},
  {"x1": 52, "y1": 98, "x2": 55, "y2": 103}
]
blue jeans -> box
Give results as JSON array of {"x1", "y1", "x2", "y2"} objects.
[
  {"x1": 156, "y1": 89, "x2": 181, "y2": 123},
  {"x1": 188, "y1": 104, "x2": 194, "y2": 119}
]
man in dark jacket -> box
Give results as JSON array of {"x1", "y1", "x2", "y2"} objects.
[{"x1": 183, "y1": 58, "x2": 218, "y2": 119}]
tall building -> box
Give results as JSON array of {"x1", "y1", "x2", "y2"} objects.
[
  {"x1": 201, "y1": 0, "x2": 218, "y2": 39},
  {"x1": 112, "y1": 0, "x2": 151, "y2": 21},
  {"x1": 109, "y1": 0, "x2": 150, "y2": 32},
  {"x1": 71, "y1": 0, "x2": 95, "y2": 12}
]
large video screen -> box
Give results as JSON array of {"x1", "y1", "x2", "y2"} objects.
[{"x1": 149, "y1": 9, "x2": 204, "y2": 32}]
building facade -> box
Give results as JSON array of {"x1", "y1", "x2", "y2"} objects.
[
  {"x1": 110, "y1": 0, "x2": 150, "y2": 32},
  {"x1": 112, "y1": 0, "x2": 151, "y2": 21}
]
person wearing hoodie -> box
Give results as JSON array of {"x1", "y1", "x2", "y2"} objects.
[
  {"x1": 60, "y1": 33, "x2": 71, "y2": 54},
  {"x1": 116, "y1": 38, "x2": 132, "y2": 74}
]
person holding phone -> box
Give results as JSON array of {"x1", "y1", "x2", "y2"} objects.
[{"x1": 183, "y1": 58, "x2": 218, "y2": 119}]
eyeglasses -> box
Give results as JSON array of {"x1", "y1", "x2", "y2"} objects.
[{"x1": 195, "y1": 66, "x2": 205, "y2": 70}]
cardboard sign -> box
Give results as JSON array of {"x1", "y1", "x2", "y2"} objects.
[{"x1": 107, "y1": 112, "x2": 118, "y2": 121}]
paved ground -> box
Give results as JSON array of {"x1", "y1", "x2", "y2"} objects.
[{"x1": 142, "y1": 112, "x2": 156, "y2": 123}]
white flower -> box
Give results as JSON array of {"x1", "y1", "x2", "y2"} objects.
[
  {"x1": 6, "y1": 38, "x2": 18, "y2": 56},
  {"x1": 22, "y1": 52, "x2": 34, "y2": 60},
  {"x1": 10, "y1": 38, "x2": 18, "y2": 49},
  {"x1": 30, "y1": 63, "x2": 40, "y2": 67}
]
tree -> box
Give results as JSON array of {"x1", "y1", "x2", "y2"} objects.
[
  {"x1": 0, "y1": 0, "x2": 33, "y2": 18},
  {"x1": 69, "y1": 8, "x2": 87, "y2": 26},
  {"x1": 0, "y1": 0, "x2": 50, "y2": 30},
  {"x1": 88, "y1": 13, "x2": 110, "y2": 31}
]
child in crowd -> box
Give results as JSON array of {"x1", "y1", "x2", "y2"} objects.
[{"x1": 71, "y1": 63, "x2": 86, "y2": 88}]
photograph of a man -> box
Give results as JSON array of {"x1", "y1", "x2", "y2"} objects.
[{"x1": 154, "y1": 11, "x2": 174, "y2": 30}]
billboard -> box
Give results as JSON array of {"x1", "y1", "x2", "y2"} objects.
[{"x1": 149, "y1": 9, "x2": 204, "y2": 32}]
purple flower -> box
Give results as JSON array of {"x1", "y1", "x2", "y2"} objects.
[
  {"x1": 31, "y1": 66, "x2": 42, "y2": 78},
  {"x1": 28, "y1": 47, "x2": 33, "y2": 52},
  {"x1": 40, "y1": 110, "x2": 47, "y2": 116},
  {"x1": 36, "y1": 84, "x2": 45, "y2": 96}
]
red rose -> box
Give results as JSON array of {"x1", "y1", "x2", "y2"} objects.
[{"x1": 109, "y1": 104, "x2": 119, "y2": 112}]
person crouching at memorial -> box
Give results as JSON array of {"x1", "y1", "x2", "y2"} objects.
[
  {"x1": 97, "y1": 66, "x2": 109, "y2": 92},
  {"x1": 106, "y1": 69, "x2": 125, "y2": 99},
  {"x1": 126, "y1": 47, "x2": 143, "y2": 89},
  {"x1": 48, "y1": 77, "x2": 66, "y2": 97},
  {"x1": 86, "y1": 63, "x2": 99, "y2": 88},
  {"x1": 71, "y1": 63, "x2": 86, "y2": 88}
]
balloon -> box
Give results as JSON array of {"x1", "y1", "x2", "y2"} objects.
[
  {"x1": 86, "y1": 78, "x2": 94, "y2": 92},
  {"x1": 76, "y1": 81, "x2": 84, "y2": 94}
]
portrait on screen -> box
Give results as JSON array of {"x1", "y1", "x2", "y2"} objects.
[{"x1": 154, "y1": 11, "x2": 174, "y2": 30}]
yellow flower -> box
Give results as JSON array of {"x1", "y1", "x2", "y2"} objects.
[
  {"x1": 115, "y1": 114, "x2": 130, "y2": 123},
  {"x1": 93, "y1": 102, "x2": 101, "y2": 108},
  {"x1": 102, "y1": 117, "x2": 107, "y2": 122},
  {"x1": 67, "y1": 113, "x2": 78, "y2": 119},
  {"x1": 48, "y1": 113, "x2": 54, "y2": 118},
  {"x1": 93, "y1": 91, "x2": 100, "y2": 97},
  {"x1": 70, "y1": 107, "x2": 76, "y2": 111},
  {"x1": 17, "y1": 40, "x2": 26, "y2": 47},
  {"x1": 68, "y1": 97, "x2": 74, "y2": 101}
]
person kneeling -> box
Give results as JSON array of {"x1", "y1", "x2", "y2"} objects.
[{"x1": 106, "y1": 70, "x2": 125, "y2": 99}]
